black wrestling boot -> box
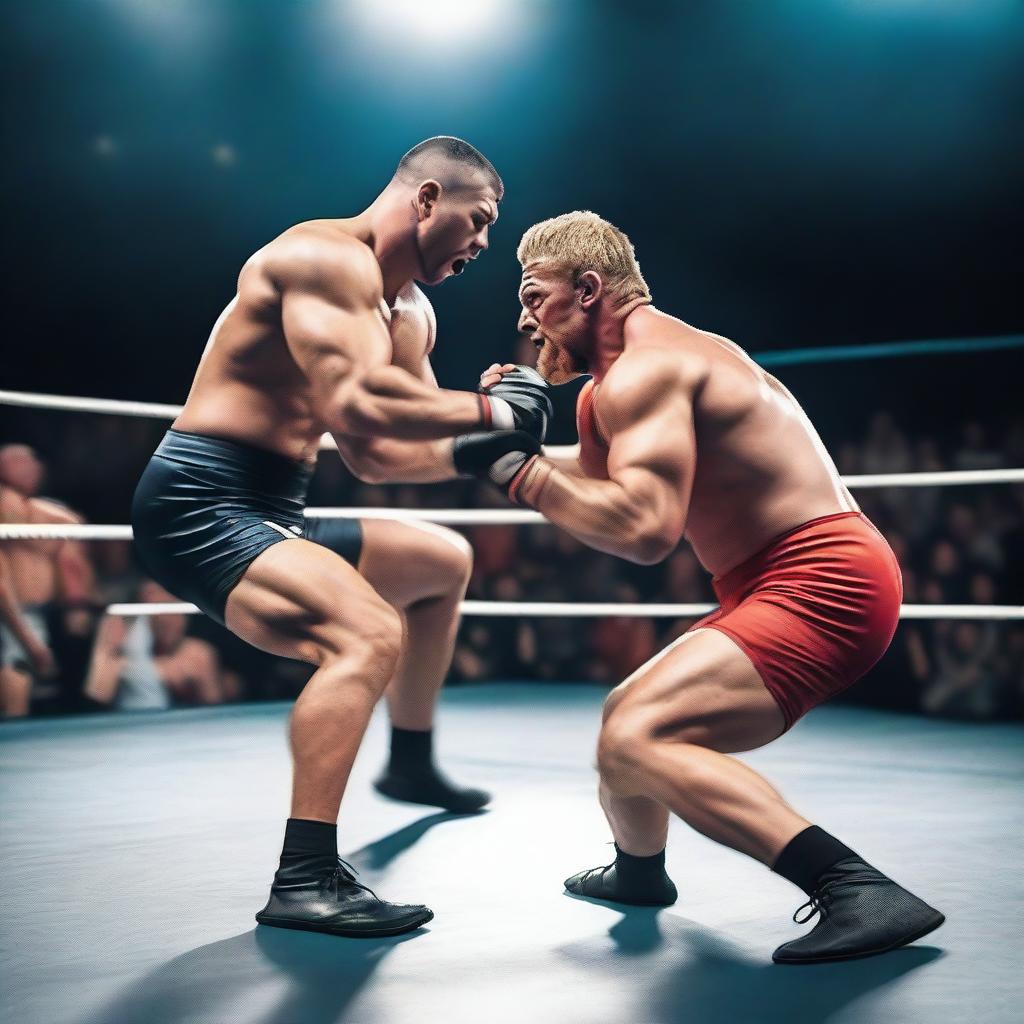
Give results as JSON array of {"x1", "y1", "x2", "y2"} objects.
[
  {"x1": 772, "y1": 857, "x2": 945, "y2": 964},
  {"x1": 374, "y1": 727, "x2": 491, "y2": 813},
  {"x1": 255, "y1": 858, "x2": 434, "y2": 938},
  {"x1": 564, "y1": 846, "x2": 678, "y2": 907}
]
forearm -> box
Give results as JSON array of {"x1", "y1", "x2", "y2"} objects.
[
  {"x1": 514, "y1": 459, "x2": 674, "y2": 565},
  {"x1": 542, "y1": 444, "x2": 585, "y2": 477},
  {"x1": 335, "y1": 437, "x2": 457, "y2": 484},
  {"x1": 338, "y1": 366, "x2": 485, "y2": 440},
  {"x1": 57, "y1": 544, "x2": 93, "y2": 605},
  {"x1": 83, "y1": 621, "x2": 124, "y2": 704}
]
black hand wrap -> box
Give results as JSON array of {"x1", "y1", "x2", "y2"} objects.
[
  {"x1": 481, "y1": 366, "x2": 553, "y2": 443},
  {"x1": 452, "y1": 430, "x2": 541, "y2": 487}
]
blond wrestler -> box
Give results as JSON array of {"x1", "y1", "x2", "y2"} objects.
[{"x1": 462, "y1": 211, "x2": 944, "y2": 964}]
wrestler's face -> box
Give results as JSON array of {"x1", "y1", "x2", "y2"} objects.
[
  {"x1": 414, "y1": 181, "x2": 498, "y2": 286},
  {"x1": 517, "y1": 263, "x2": 592, "y2": 384},
  {"x1": 0, "y1": 445, "x2": 43, "y2": 496}
]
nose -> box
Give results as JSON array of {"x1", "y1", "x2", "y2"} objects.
[
  {"x1": 518, "y1": 308, "x2": 536, "y2": 334},
  {"x1": 473, "y1": 226, "x2": 489, "y2": 255}
]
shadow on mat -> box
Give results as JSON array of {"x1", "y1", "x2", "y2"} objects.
[
  {"x1": 75, "y1": 927, "x2": 423, "y2": 1024},
  {"x1": 561, "y1": 907, "x2": 943, "y2": 1024},
  {"x1": 345, "y1": 809, "x2": 478, "y2": 872},
  {"x1": 74, "y1": 815, "x2": 465, "y2": 1024}
]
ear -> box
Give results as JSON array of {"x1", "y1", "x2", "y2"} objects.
[
  {"x1": 576, "y1": 270, "x2": 603, "y2": 309},
  {"x1": 416, "y1": 180, "x2": 442, "y2": 220}
]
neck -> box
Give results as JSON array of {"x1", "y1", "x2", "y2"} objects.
[
  {"x1": 345, "y1": 187, "x2": 421, "y2": 305},
  {"x1": 587, "y1": 297, "x2": 651, "y2": 381}
]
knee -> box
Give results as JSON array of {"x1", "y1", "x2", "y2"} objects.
[
  {"x1": 602, "y1": 681, "x2": 630, "y2": 724},
  {"x1": 428, "y1": 527, "x2": 474, "y2": 592},
  {"x1": 326, "y1": 597, "x2": 403, "y2": 676},
  {"x1": 597, "y1": 706, "x2": 656, "y2": 786}
]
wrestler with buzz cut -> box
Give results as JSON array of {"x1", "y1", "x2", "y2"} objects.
[{"x1": 132, "y1": 137, "x2": 552, "y2": 938}]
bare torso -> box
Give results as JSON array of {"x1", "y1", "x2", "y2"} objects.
[
  {"x1": 0, "y1": 488, "x2": 75, "y2": 605},
  {"x1": 174, "y1": 220, "x2": 435, "y2": 464},
  {"x1": 591, "y1": 307, "x2": 858, "y2": 577}
]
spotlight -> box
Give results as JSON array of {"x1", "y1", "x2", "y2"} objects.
[
  {"x1": 211, "y1": 144, "x2": 237, "y2": 168},
  {"x1": 349, "y1": 0, "x2": 509, "y2": 46}
]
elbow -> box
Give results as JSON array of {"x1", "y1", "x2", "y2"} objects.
[
  {"x1": 624, "y1": 521, "x2": 681, "y2": 566},
  {"x1": 333, "y1": 388, "x2": 381, "y2": 438}
]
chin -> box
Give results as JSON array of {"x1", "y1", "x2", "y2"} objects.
[{"x1": 538, "y1": 348, "x2": 584, "y2": 385}]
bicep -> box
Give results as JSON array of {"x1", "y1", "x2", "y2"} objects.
[
  {"x1": 281, "y1": 288, "x2": 393, "y2": 413},
  {"x1": 605, "y1": 394, "x2": 694, "y2": 532}
]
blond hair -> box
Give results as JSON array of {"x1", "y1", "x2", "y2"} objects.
[{"x1": 517, "y1": 211, "x2": 651, "y2": 305}]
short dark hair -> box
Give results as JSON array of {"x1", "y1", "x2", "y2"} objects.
[{"x1": 395, "y1": 136, "x2": 503, "y2": 199}]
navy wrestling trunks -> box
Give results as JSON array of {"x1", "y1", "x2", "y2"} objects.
[{"x1": 131, "y1": 429, "x2": 362, "y2": 623}]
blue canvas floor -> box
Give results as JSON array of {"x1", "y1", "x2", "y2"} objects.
[{"x1": 1, "y1": 683, "x2": 1021, "y2": 1024}]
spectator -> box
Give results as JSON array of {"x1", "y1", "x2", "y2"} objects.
[
  {"x1": 84, "y1": 581, "x2": 239, "y2": 711},
  {"x1": 0, "y1": 444, "x2": 93, "y2": 717},
  {"x1": 953, "y1": 422, "x2": 1004, "y2": 471},
  {"x1": 921, "y1": 621, "x2": 1002, "y2": 720}
]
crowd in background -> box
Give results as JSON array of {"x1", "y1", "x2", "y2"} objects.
[{"x1": 1, "y1": 406, "x2": 1022, "y2": 723}]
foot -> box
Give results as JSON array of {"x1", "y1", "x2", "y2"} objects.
[
  {"x1": 255, "y1": 858, "x2": 433, "y2": 938},
  {"x1": 564, "y1": 861, "x2": 678, "y2": 907},
  {"x1": 374, "y1": 765, "x2": 491, "y2": 813},
  {"x1": 772, "y1": 857, "x2": 945, "y2": 964}
]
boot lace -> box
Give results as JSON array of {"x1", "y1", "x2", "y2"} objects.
[
  {"x1": 792, "y1": 869, "x2": 886, "y2": 924},
  {"x1": 325, "y1": 857, "x2": 378, "y2": 899}
]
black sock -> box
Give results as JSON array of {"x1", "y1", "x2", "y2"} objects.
[
  {"x1": 276, "y1": 818, "x2": 338, "y2": 882},
  {"x1": 388, "y1": 726, "x2": 433, "y2": 773},
  {"x1": 614, "y1": 844, "x2": 667, "y2": 883},
  {"x1": 772, "y1": 826, "x2": 858, "y2": 896}
]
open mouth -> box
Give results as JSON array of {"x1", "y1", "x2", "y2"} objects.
[{"x1": 451, "y1": 258, "x2": 467, "y2": 275}]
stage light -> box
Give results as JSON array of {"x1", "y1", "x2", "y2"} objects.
[
  {"x1": 211, "y1": 144, "x2": 237, "y2": 168},
  {"x1": 348, "y1": 0, "x2": 515, "y2": 48}
]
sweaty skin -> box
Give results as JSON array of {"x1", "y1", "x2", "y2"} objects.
[
  {"x1": 175, "y1": 212, "x2": 497, "y2": 481},
  {"x1": 166, "y1": 172, "x2": 502, "y2": 833},
  {"x1": 510, "y1": 301, "x2": 858, "y2": 574}
]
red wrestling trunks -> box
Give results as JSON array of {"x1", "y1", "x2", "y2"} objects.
[{"x1": 687, "y1": 511, "x2": 902, "y2": 730}]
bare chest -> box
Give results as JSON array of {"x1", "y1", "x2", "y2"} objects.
[
  {"x1": 383, "y1": 292, "x2": 434, "y2": 374},
  {"x1": 0, "y1": 490, "x2": 62, "y2": 559}
]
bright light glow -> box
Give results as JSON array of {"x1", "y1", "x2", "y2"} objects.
[
  {"x1": 211, "y1": 143, "x2": 237, "y2": 168},
  {"x1": 92, "y1": 135, "x2": 119, "y2": 159},
  {"x1": 349, "y1": 0, "x2": 512, "y2": 47}
]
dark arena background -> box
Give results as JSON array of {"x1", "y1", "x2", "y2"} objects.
[{"x1": 1, "y1": 3, "x2": 1022, "y2": 1023}]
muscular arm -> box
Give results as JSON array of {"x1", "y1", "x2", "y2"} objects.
[
  {"x1": 516, "y1": 356, "x2": 694, "y2": 564},
  {"x1": 31, "y1": 500, "x2": 94, "y2": 605},
  {"x1": 331, "y1": 348, "x2": 459, "y2": 484},
  {"x1": 541, "y1": 443, "x2": 585, "y2": 477},
  {"x1": 277, "y1": 238, "x2": 485, "y2": 441}
]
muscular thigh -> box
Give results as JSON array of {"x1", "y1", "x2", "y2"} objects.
[
  {"x1": 224, "y1": 538, "x2": 393, "y2": 665},
  {"x1": 356, "y1": 518, "x2": 471, "y2": 608},
  {"x1": 606, "y1": 628, "x2": 786, "y2": 754}
]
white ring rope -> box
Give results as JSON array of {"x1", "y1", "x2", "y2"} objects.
[
  {"x1": 6, "y1": 387, "x2": 1024, "y2": 487},
  {"x1": 4, "y1": 388, "x2": 1022, "y2": 622},
  {"x1": 1, "y1": 453, "x2": 1023, "y2": 546},
  {"x1": 103, "y1": 600, "x2": 1024, "y2": 620}
]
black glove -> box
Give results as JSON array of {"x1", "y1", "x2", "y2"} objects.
[
  {"x1": 479, "y1": 366, "x2": 552, "y2": 443},
  {"x1": 453, "y1": 430, "x2": 541, "y2": 492}
]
